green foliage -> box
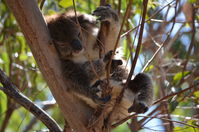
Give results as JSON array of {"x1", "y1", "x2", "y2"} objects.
[
  {"x1": 144, "y1": 65, "x2": 154, "y2": 72},
  {"x1": 112, "y1": 123, "x2": 130, "y2": 132},
  {"x1": 173, "y1": 71, "x2": 191, "y2": 85},
  {"x1": 59, "y1": 0, "x2": 73, "y2": 8},
  {"x1": 188, "y1": 0, "x2": 197, "y2": 3},
  {"x1": 0, "y1": 91, "x2": 7, "y2": 115}
]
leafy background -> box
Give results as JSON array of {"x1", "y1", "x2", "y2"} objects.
[{"x1": 0, "y1": 0, "x2": 199, "y2": 131}]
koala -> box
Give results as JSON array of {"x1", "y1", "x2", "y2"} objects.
[
  {"x1": 46, "y1": 5, "x2": 153, "y2": 123},
  {"x1": 45, "y1": 6, "x2": 122, "y2": 104}
]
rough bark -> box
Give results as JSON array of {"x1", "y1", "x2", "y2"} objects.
[{"x1": 5, "y1": 0, "x2": 93, "y2": 131}]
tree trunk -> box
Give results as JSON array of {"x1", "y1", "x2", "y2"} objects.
[{"x1": 5, "y1": 0, "x2": 94, "y2": 131}]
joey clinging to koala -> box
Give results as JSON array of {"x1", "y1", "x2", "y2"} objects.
[
  {"x1": 45, "y1": 6, "x2": 122, "y2": 104},
  {"x1": 46, "y1": 5, "x2": 153, "y2": 117}
]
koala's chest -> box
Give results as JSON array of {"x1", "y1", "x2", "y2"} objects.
[{"x1": 72, "y1": 55, "x2": 88, "y2": 63}]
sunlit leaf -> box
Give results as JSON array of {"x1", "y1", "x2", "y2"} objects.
[
  {"x1": 1, "y1": 52, "x2": 9, "y2": 73},
  {"x1": 0, "y1": 91, "x2": 7, "y2": 114},
  {"x1": 196, "y1": 15, "x2": 199, "y2": 23},
  {"x1": 47, "y1": 9, "x2": 57, "y2": 15},
  {"x1": 188, "y1": 0, "x2": 197, "y2": 3},
  {"x1": 144, "y1": 65, "x2": 154, "y2": 72},
  {"x1": 173, "y1": 71, "x2": 191, "y2": 85},
  {"x1": 0, "y1": 34, "x2": 4, "y2": 43},
  {"x1": 59, "y1": 0, "x2": 73, "y2": 8},
  {"x1": 19, "y1": 52, "x2": 28, "y2": 61}
]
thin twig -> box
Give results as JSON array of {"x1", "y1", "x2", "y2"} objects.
[
  {"x1": 179, "y1": 4, "x2": 196, "y2": 85},
  {"x1": 109, "y1": 0, "x2": 148, "y2": 126},
  {"x1": 139, "y1": 115, "x2": 198, "y2": 129},
  {"x1": 106, "y1": 0, "x2": 133, "y2": 83},
  {"x1": 111, "y1": 113, "x2": 137, "y2": 128},
  {"x1": 106, "y1": 0, "x2": 133, "y2": 124},
  {"x1": 141, "y1": 1, "x2": 178, "y2": 72},
  {"x1": 121, "y1": 0, "x2": 175, "y2": 38},
  {"x1": 113, "y1": 0, "x2": 132, "y2": 52},
  {"x1": 136, "y1": 115, "x2": 198, "y2": 130},
  {"x1": 153, "y1": 83, "x2": 199, "y2": 105},
  {"x1": 125, "y1": 0, "x2": 148, "y2": 82}
]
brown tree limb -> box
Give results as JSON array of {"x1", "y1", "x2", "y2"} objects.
[
  {"x1": 0, "y1": 72, "x2": 60, "y2": 131},
  {"x1": 126, "y1": 0, "x2": 148, "y2": 80},
  {"x1": 0, "y1": 69, "x2": 62, "y2": 131},
  {"x1": 5, "y1": 0, "x2": 92, "y2": 131},
  {"x1": 23, "y1": 100, "x2": 56, "y2": 132}
]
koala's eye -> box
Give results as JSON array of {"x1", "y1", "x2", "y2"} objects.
[
  {"x1": 78, "y1": 32, "x2": 81, "y2": 37},
  {"x1": 55, "y1": 41, "x2": 66, "y2": 47}
]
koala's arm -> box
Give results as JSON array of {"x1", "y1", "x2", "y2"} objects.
[
  {"x1": 61, "y1": 59, "x2": 106, "y2": 104},
  {"x1": 92, "y1": 5, "x2": 120, "y2": 54},
  {"x1": 62, "y1": 51, "x2": 122, "y2": 104}
]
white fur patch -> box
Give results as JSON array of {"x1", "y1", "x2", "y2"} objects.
[{"x1": 72, "y1": 48, "x2": 85, "y2": 56}]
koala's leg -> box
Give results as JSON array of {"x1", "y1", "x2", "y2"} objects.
[
  {"x1": 127, "y1": 73, "x2": 153, "y2": 113},
  {"x1": 92, "y1": 5, "x2": 120, "y2": 53},
  {"x1": 81, "y1": 51, "x2": 122, "y2": 104},
  {"x1": 61, "y1": 59, "x2": 108, "y2": 104}
]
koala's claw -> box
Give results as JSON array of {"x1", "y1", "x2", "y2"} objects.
[
  {"x1": 103, "y1": 50, "x2": 113, "y2": 63},
  {"x1": 91, "y1": 83, "x2": 111, "y2": 104},
  {"x1": 110, "y1": 59, "x2": 123, "y2": 73},
  {"x1": 93, "y1": 95, "x2": 111, "y2": 104},
  {"x1": 128, "y1": 102, "x2": 149, "y2": 114},
  {"x1": 111, "y1": 59, "x2": 123, "y2": 67},
  {"x1": 91, "y1": 80, "x2": 104, "y2": 88},
  {"x1": 92, "y1": 6, "x2": 118, "y2": 22}
]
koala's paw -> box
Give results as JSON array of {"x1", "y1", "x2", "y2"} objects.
[
  {"x1": 93, "y1": 95, "x2": 111, "y2": 104},
  {"x1": 103, "y1": 50, "x2": 113, "y2": 63},
  {"x1": 91, "y1": 82, "x2": 111, "y2": 104},
  {"x1": 92, "y1": 5, "x2": 119, "y2": 22},
  {"x1": 128, "y1": 102, "x2": 149, "y2": 114},
  {"x1": 111, "y1": 59, "x2": 123, "y2": 73}
]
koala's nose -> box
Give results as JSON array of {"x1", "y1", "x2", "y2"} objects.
[{"x1": 71, "y1": 39, "x2": 83, "y2": 51}]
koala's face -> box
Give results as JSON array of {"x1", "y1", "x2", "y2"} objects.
[{"x1": 47, "y1": 16, "x2": 84, "y2": 59}]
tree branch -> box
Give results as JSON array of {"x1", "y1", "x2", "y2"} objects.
[
  {"x1": 0, "y1": 69, "x2": 62, "y2": 131},
  {"x1": 23, "y1": 100, "x2": 56, "y2": 132}
]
